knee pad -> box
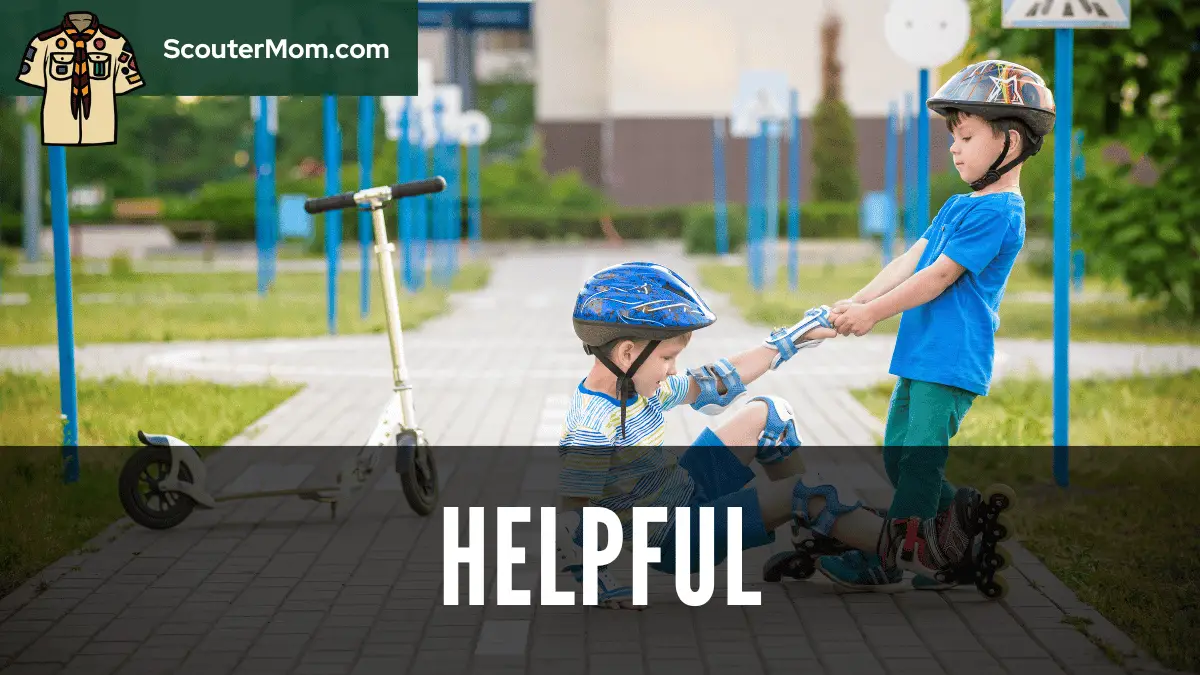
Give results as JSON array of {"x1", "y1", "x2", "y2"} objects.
[
  {"x1": 791, "y1": 477, "x2": 862, "y2": 539},
  {"x1": 749, "y1": 395, "x2": 802, "y2": 464},
  {"x1": 688, "y1": 358, "x2": 747, "y2": 415}
]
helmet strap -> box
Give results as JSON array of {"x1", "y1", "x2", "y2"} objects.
[
  {"x1": 969, "y1": 131, "x2": 1041, "y2": 191},
  {"x1": 590, "y1": 339, "x2": 660, "y2": 439}
]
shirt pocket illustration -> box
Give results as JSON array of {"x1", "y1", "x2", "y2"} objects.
[
  {"x1": 89, "y1": 53, "x2": 112, "y2": 79},
  {"x1": 49, "y1": 52, "x2": 74, "y2": 80}
]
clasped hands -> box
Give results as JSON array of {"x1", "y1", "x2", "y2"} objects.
[{"x1": 827, "y1": 297, "x2": 879, "y2": 337}]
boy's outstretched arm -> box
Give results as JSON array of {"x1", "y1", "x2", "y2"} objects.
[
  {"x1": 840, "y1": 238, "x2": 928, "y2": 305},
  {"x1": 832, "y1": 254, "x2": 965, "y2": 336},
  {"x1": 679, "y1": 326, "x2": 837, "y2": 407}
]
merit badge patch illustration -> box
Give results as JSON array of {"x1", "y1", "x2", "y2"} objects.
[{"x1": 16, "y1": 11, "x2": 144, "y2": 146}]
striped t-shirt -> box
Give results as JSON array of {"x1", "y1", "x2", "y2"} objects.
[{"x1": 557, "y1": 373, "x2": 697, "y2": 547}]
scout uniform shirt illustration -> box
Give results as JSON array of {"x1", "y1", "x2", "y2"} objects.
[{"x1": 17, "y1": 12, "x2": 144, "y2": 146}]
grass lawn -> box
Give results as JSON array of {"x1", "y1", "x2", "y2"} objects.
[
  {"x1": 0, "y1": 369, "x2": 302, "y2": 600},
  {"x1": 698, "y1": 259, "x2": 1200, "y2": 345},
  {"x1": 0, "y1": 259, "x2": 491, "y2": 346},
  {"x1": 852, "y1": 370, "x2": 1200, "y2": 672}
]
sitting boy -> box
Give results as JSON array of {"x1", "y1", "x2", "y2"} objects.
[
  {"x1": 820, "y1": 59, "x2": 1055, "y2": 591},
  {"x1": 555, "y1": 261, "x2": 984, "y2": 608}
]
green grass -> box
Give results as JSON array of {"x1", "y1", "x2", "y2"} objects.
[
  {"x1": 698, "y1": 260, "x2": 1200, "y2": 345},
  {"x1": 0, "y1": 260, "x2": 491, "y2": 346},
  {"x1": 0, "y1": 368, "x2": 302, "y2": 599},
  {"x1": 852, "y1": 370, "x2": 1200, "y2": 672}
]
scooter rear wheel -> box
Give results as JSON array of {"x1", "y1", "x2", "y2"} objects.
[
  {"x1": 118, "y1": 446, "x2": 197, "y2": 530},
  {"x1": 397, "y1": 430, "x2": 439, "y2": 516}
]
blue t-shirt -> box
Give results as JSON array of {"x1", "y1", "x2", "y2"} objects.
[{"x1": 889, "y1": 191, "x2": 1026, "y2": 396}]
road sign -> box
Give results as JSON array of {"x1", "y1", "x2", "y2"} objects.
[
  {"x1": 884, "y1": 0, "x2": 971, "y2": 68},
  {"x1": 1002, "y1": 0, "x2": 1130, "y2": 29}
]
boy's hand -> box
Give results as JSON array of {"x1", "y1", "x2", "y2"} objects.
[{"x1": 831, "y1": 303, "x2": 879, "y2": 336}]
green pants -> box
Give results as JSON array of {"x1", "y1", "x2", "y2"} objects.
[{"x1": 882, "y1": 377, "x2": 977, "y2": 520}]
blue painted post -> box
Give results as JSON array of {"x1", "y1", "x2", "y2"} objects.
[
  {"x1": 48, "y1": 146, "x2": 79, "y2": 479},
  {"x1": 323, "y1": 95, "x2": 341, "y2": 335},
  {"x1": 765, "y1": 117, "x2": 780, "y2": 289},
  {"x1": 438, "y1": 101, "x2": 452, "y2": 287},
  {"x1": 1053, "y1": 28, "x2": 1074, "y2": 484},
  {"x1": 398, "y1": 101, "x2": 412, "y2": 290},
  {"x1": 787, "y1": 90, "x2": 800, "y2": 291},
  {"x1": 712, "y1": 118, "x2": 728, "y2": 256},
  {"x1": 917, "y1": 70, "x2": 930, "y2": 253},
  {"x1": 747, "y1": 126, "x2": 762, "y2": 291},
  {"x1": 358, "y1": 96, "x2": 375, "y2": 318},
  {"x1": 884, "y1": 100, "x2": 899, "y2": 266},
  {"x1": 904, "y1": 92, "x2": 917, "y2": 247},
  {"x1": 254, "y1": 96, "x2": 269, "y2": 296},
  {"x1": 412, "y1": 111, "x2": 427, "y2": 292},
  {"x1": 266, "y1": 97, "x2": 278, "y2": 290},
  {"x1": 468, "y1": 140, "x2": 481, "y2": 256},
  {"x1": 450, "y1": 126, "x2": 461, "y2": 278}
]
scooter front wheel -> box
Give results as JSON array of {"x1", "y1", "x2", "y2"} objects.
[
  {"x1": 118, "y1": 446, "x2": 197, "y2": 530},
  {"x1": 397, "y1": 430, "x2": 439, "y2": 515}
]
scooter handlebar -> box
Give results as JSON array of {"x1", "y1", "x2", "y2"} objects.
[{"x1": 303, "y1": 177, "x2": 447, "y2": 214}]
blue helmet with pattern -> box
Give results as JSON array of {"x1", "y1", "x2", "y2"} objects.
[
  {"x1": 572, "y1": 262, "x2": 716, "y2": 438},
  {"x1": 573, "y1": 261, "x2": 716, "y2": 350}
]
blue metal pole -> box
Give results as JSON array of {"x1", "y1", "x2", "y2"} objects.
[
  {"x1": 47, "y1": 146, "x2": 79, "y2": 477},
  {"x1": 747, "y1": 128, "x2": 760, "y2": 291},
  {"x1": 905, "y1": 92, "x2": 917, "y2": 247},
  {"x1": 413, "y1": 112, "x2": 427, "y2": 292},
  {"x1": 765, "y1": 117, "x2": 780, "y2": 289},
  {"x1": 712, "y1": 118, "x2": 728, "y2": 256},
  {"x1": 1053, "y1": 28, "x2": 1074, "y2": 484},
  {"x1": 469, "y1": 142, "x2": 481, "y2": 256},
  {"x1": 431, "y1": 99, "x2": 445, "y2": 287},
  {"x1": 450, "y1": 130, "x2": 461, "y2": 278},
  {"x1": 266, "y1": 97, "x2": 278, "y2": 291},
  {"x1": 884, "y1": 100, "x2": 898, "y2": 266},
  {"x1": 399, "y1": 102, "x2": 412, "y2": 290},
  {"x1": 917, "y1": 70, "x2": 930, "y2": 252},
  {"x1": 787, "y1": 90, "x2": 800, "y2": 291},
  {"x1": 358, "y1": 95, "x2": 375, "y2": 318},
  {"x1": 323, "y1": 95, "x2": 341, "y2": 335},
  {"x1": 254, "y1": 96, "x2": 268, "y2": 296}
]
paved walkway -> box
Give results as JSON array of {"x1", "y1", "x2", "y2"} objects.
[{"x1": 1, "y1": 242, "x2": 1197, "y2": 675}]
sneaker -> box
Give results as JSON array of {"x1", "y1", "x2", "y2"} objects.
[{"x1": 816, "y1": 550, "x2": 907, "y2": 593}]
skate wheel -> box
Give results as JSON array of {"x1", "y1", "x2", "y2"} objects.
[
  {"x1": 990, "y1": 514, "x2": 1014, "y2": 542},
  {"x1": 978, "y1": 574, "x2": 1009, "y2": 600},
  {"x1": 983, "y1": 545, "x2": 1012, "y2": 573},
  {"x1": 762, "y1": 551, "x2": 815, "y2": 582},
  {"x1": 983, "y1": 483, "x2": 1017, "y2": 511}
]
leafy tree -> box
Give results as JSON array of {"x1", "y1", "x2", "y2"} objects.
[
  {"x1": 810, "y1": 9, "x2": 861, "y2": 203},
  {"x1": 966, "y1": 0, "x2": 1200, "y2": 317}
]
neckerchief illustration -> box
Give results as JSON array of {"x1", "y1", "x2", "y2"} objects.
[{"x1": 61, "y1": 12, "x2": 98, "y2": 120}]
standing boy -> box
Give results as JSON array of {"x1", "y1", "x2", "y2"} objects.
[{"x1": 818, "y1": 60, "x2": 1056, "y2": 591}]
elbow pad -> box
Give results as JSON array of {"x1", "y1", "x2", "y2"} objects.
[{"x1": 688, "y1": 358, "x2": 747, "y2": 415}]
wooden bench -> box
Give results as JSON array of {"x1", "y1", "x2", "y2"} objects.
[{"x1": 112, "y1": 198, "x2": 216, "y2": 261}]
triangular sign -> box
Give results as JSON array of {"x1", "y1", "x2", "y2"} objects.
[{"x1": 1005, "y1": 0, "x2": 1128, "y2": 24}]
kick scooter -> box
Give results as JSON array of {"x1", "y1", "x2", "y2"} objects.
[{"x1": 117, "y1": 177, "x2": 447, "y2": 530}]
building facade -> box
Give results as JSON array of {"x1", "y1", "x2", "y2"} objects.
[{"x1": 531, "y1": 0, "x2": 953, "y2": 208}]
